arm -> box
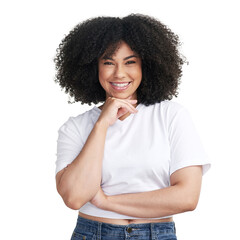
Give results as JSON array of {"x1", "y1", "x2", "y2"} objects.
[
  {"x1": 56, "y1": 97, "x2": 138, "y2": 210},
  {"x1": 91, "y1": 166, "x2": 202, "y2": 218},
  {"x1": 56, "y1": 119, "x2": 108, "y2": 210}
]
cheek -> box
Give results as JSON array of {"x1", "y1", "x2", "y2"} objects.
[
  {"x1": 98, "y1": 69, "x2": 111, "y2": 91},
  {"x1": 138, "y1": 68, "x2": 142, "y2": 79},
  {"x1": 98, "y1": 75, "x2": 106, "y2": 90},
  {"x1": 98, "y1": 68, "x2": 105, "y2": 85},
  {"x1": 132, "y1": 66, "x2": 142, "y2": 80},
  {"x1": 99, "y1": 67, "x2": 112, "y2": 81}
]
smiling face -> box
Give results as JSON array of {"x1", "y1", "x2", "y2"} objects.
[{"x1": 98, "y1": 41, "x2": 142, "y2": 100}]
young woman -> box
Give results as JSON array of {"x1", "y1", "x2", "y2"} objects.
[{"x1": 54, "y1": 13, "x2": 210, "y2": 240}]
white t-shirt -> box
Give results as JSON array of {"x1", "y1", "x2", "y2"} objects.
[{"x1": 55, "y1": 100, "x2": 210, "y2": 219}]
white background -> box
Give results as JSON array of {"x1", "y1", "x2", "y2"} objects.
[{"x1": 0, "y1": 0, "x2": 239, "y2": 239}]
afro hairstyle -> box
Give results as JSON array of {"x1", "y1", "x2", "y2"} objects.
[{"x1": 54, "y1": 13, "x2": 186, "y2": 106}]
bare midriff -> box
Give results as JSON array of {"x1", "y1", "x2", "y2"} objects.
[{"x1": 79, "y1": 212, "x2": 173, "y2": 225}]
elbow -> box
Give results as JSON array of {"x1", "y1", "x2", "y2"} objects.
[
  {"x1": 63, "y1": 195, "x2": 84, "y2": 210},
  {"x1": 64, "y1": 199, "x2": 82, "y2": 210},
  {"x1": 187, "y1": 201, "x2": 198, "y2": 212},
  {"x1": 184, "y1": 197, "x2": 199, "y2": 212},
  {"x1": 57, "y1": 186, "x2": 84, "y2": 210}
]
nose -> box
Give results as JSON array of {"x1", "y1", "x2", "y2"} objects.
[{"x1": 114, "y1": 64, "x2": 126, "y2": 79}]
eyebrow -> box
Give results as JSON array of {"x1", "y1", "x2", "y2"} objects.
[{"x1": 102, "y1": 55, "x2": 138, "y2": 60}]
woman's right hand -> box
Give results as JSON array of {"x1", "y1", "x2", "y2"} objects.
[{"x1": 97, "y1": 97, "x2": 138, "y2": 127}]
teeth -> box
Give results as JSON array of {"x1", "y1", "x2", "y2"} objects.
[{"x1": 111, "y1": 82, "x2": 129, "y2": 87}]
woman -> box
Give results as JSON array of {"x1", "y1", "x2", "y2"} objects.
[{"x1": 54, "y1": 14, "x2": 210, "y2": 240}]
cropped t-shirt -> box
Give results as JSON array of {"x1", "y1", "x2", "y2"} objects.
[{"x1": 55, "y1": 101, "x2": 210, "y2": 219}]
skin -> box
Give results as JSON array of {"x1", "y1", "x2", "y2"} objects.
[
  {"x1": 56, "y1": 41, "x2": 203, "y2": 225},
  {"x1": 89, "y1": 166, "x2": 202, "y2": 219},
  {"x1": 98, "y1": 41, "x2": 142, "y2": 121}
]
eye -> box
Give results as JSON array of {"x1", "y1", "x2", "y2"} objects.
[
  {"x1": 126, "y1": 60, "x2": 136, "y2": 65},
  {"x1": 103, "y1": 62, "x2": 114, "y2": 65}
]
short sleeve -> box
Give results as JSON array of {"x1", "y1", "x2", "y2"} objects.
[
  {"x1": 168, "y1": 106, "x2": 211, "y2": 176},
  {"x1": 55, "y1": 117, "x2": 84, "y2": 176}
]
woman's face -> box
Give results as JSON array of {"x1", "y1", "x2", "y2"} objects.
[{"x1": 98, "y1": 41, "x2": 142, "y2": 100}]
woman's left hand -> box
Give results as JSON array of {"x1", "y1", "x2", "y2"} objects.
[{"x1": 90, "y1": 187, "x2": 108, "y2": 210}]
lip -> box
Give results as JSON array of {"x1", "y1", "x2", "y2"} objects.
[
  {"x1": 110, "y1": 81, "x2": 131, "y2": 91},
  {"x1": 111, "y1": 82, "x2": 130, "y2": 84}
]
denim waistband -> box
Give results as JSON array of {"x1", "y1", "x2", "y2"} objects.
[{"x1": 72, "y1": 215, "x2": 177, "y2": 240}]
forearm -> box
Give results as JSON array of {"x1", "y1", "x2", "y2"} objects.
[
  {"x1": 105, "y1": 185, "x2": 198, "y2": 218},
  {"x1": 58, "y1": 119, "x2": 108, "y2": 209}
]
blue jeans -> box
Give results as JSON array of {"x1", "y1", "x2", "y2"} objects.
[{"x1": 71, "y1": 215, "x2": 177, "y2": 240}]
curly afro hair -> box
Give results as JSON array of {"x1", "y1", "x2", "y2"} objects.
[{"x1": 54, "y1": 13, "x2": 186, "y2": 106}]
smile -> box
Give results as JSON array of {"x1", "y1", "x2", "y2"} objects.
[{"x1": 110, "y1": 82, "x2": 131, "y2": 90}]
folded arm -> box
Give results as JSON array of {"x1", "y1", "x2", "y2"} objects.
[
  {"x1": 56, "y1": 98, "x2": 138, "y2": 210},
  {"x1": 91, "y1": 166, "x2": 202, "y2": 218}
]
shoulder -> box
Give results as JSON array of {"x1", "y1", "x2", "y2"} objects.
[
  {"x1": 147, "y1": 101, "x2": 191, "y2": 130},
  {"x1": 58, "y1": 106, "x2": 98, "y2": 134},
  {"x1": 142, "y1": 100, "x2": 186, "y2": 116},
  {"x1": 159, "y1": 100, "x2": 186, "y2": 113}
]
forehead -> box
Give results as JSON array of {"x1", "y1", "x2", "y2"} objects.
[{"x1": 100, "y1": 41, "x2": 139, "y2": 60}]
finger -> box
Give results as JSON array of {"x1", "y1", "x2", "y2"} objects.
[
  {"x1": 116, "y1": 99, "x2": 138, "y2": 110},
  {"x1": 117, "y1": 108, "x2": 129, "y2": 119},
  {"x1": 109, "y1": 97, "x2": 138, "y2": 113},
  {"x1": 109, "y1": 96, "x2": 137, "y2": 105},
  {"x1": 126, "y1": 99, "x2": 138, "y2": 104},
  {"x1": 117, "y1": 103, "x2": 137, "y2": 114},
  {"x1": 120, "y1": 100, "x2": 138, "y2": 113}
]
